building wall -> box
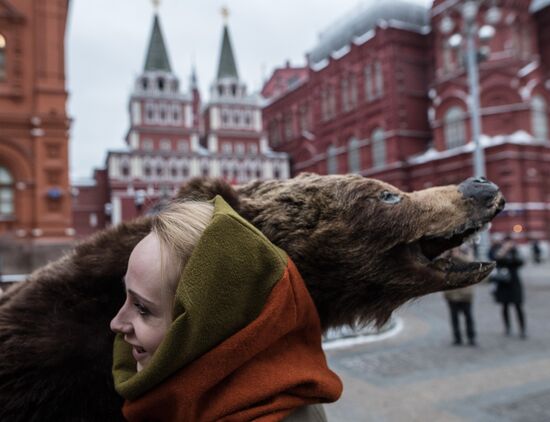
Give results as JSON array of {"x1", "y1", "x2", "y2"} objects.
[
  {"x1": 0, "y1": 0, "x2": 72, "y2": 244},
  {"x1": 262, "y1": 1, "x2": 550, "y2": 240}
]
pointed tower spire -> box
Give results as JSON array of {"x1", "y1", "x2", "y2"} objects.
[
  {"x1": 216, "y1": 7, "x2": 239, "y2": 80},
  {"x1": 190, "y1": 63, "x2": 198, "y2": 90},
  {"x1": 144, "y1": 13, "x2": 172, "y2": 72}
]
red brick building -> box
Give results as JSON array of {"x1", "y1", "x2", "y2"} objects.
[
  {"x1": 0, "y1": 0, "x2": 73, "y2": 271},
  {"x1": 262, "y1": 0, "x2": 550, "y2": 241}
]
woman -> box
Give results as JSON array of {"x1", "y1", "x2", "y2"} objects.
[
  {"x1": 490, "y1": 236, "x2": 526, "y2": 338},
  {"x1": 110, "y1": 196, "x2": 342, "y2": 421}
]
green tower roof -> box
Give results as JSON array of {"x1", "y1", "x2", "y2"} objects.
[
  {"x1": 216, "y1": 25, "x2": 239, "y2": 79},
  {"x1": 144, "y1": 14, "x2": 172, "y2": 72}
]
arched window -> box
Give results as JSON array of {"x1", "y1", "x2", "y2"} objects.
[
  {"x1": 348, "y1": 137, "x2": 361, "y2": 173},
  {"x1": 0, "y1": 33, "x2": 6, "y2": 81},
  {"x1": 157, "y1": 77, "x2": 165, "y2": 91},
  {"x1": 371, "y1": 128, "x2": 385, "y2": 168},
  {"x1": 327, "y1": 145, "x2": 339, "y2": 175},
  {"x1": 531, "y1": 95, "x2": 548, "y2": 141},
  {"x1": 444, "y1": 107, "x2": 466, "y2": 149},
  {"x1": 375, "y1": 61, "x2": 384, "y2": 97},
  {"x1": 0, "y1": 166, "x2": 14, "y2": 216}
]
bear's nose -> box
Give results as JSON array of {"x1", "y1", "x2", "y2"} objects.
[{"x1": 458, "y1": 177, "x2": 502, "y2": 208}]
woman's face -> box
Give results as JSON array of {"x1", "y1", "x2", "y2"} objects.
[{"x1": 110, "y1": 233, "x2": 174, "y2": 372}]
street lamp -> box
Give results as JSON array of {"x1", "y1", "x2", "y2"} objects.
[{"x1": 445, "y1": 0, "x2": 501, "y2": 259}]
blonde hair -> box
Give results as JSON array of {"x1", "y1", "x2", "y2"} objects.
[{"x1": 151, "y1": 201, "x2": 214, "y2": 312}]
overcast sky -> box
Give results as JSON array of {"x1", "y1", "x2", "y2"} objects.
[{"x1": 67, "y1": 0, "x2": 432, "y2": 181}]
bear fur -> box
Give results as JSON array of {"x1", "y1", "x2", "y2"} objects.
[{"x1": 0, "y1": 174, "x2": 504, "y2": 421}]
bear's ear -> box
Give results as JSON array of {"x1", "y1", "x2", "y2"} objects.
[
  {"x1": 176, "y1": 177, "x2": 240, "y2": 210},
  {"x1": 295, "y1": 172, "x2": 316, "y2": 178}
]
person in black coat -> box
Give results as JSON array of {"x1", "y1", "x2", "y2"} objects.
[{"x1": 489, "y1": 236, "x2": 526, "y2": 338}]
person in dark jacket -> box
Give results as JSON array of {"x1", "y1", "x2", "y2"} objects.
[
  {"x1": 489, "y1": 236, "x2": 526, "y2": 338},
  {"x1": 443, "y1": 245, "x2": 477, "y2": 346}
]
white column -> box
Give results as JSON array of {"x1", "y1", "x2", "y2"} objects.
[
  {"x1": 185, "y1": 104, "x2": 193, "y2": 128},
  {"x1": 111, "y1": 196, "x2": 122, "y2": 226},
  {"x1": 131, "y1": 101, "x2": 141, "y2": 124},
  {"x1": 210, "y1": 107, "x2": 220, "y2": 130},
  {"x1": 260, "y1": 135, "x2": 270, "y2": 154},
  {"x1": 109, "y1": 155, "x2": 120, "y2": 178},
  {"x1": 129, "y1": 131, "x2": 139, "y2": 150},
  {"x1": 208, "y1": 133, "x2": 218, "y2": 153},
  {"x1": 191, "y1": 133, "x2": 200, "y2": 152},
  {"x1": 132, "y1": 156, "x2": 142, "y2": 178},
  {"x1": 254, "y1": 109, "x2": 262, "y2": 132}
]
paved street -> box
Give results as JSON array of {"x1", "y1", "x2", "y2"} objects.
[{"x1": 323, "y1": 261, "x2": 550, "y2": 421}]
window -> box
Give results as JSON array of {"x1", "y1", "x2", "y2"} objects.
[
  {"x1": 349, "y1": 74, "x2": 358, "y2": 108},
  {"x1": 375, "y1": 61, "x2": 384, "y2": 98},
  {"x1": 0, "y1": 166, "x2": 14, "y2": 216},
  {"x1": 249, "y1": 144, "x2": 258, "y2": 155},
  {"x1": 327, "y1": 145, "x2": 339, "y2": 174},
  {"x1": 328, "y1": 86, "x2": 336, "y2": 117},
  {"x1": 145, "y1": 103, "x2": 155, "y2": 123},
  {"x1": 444, "y1": 107, "x2": 466, "y2": 149},
  {"x1": 142, "y1": 139, "x2": 154, "y2": 151},
  {"x1": 341, "y1": 77, "x2": 350, "y2": 112},
  {"x1": 442, "y1": 45, "x2": 453, "y2": 73},
  {"x1": 0, "y1": 34, "x2": 6, "y2": 81},
  {"x1": 157, "y1": 77, "x2": 165, "y2": 91},
  {"x1": 222, "y1": 143, "x2": 232, "y2": 154},
  {"x1": 160, "y1": 139, "x2": 172, "y2": 152},
  {"x1": 348, "y1": 138, "x2": 361, "y2": 173},
  {"x1": 321, "y1": 87, "x2": 329, "y2": 121},
  {"x1": 531, "y1": 95, "x2": 548, "y2": 141},
  {"x1": 177, "y1": 140, "x2": 189, "y2": 153},
  {"x1": 365, "y1": 65, "x2": 373, "y2": 101},
  {"x1": 235, "y1": 143, "x2": 245, "y2": 155},
  {"x1": 143, "y1": 164, "x2": 152, "y2": 177},
  {"x1": 371, "y1": 128, "x2": 385, "y2": 168},
  {"x1": 141, "y1": 77, "x2": 148, "y2": 90},
  {"x1": 284, "y1": 113, "x2": 293, "y2": 139},
  {"x1": 322, "y1": 85, "x2": 336, "y2": 120},
  {"x1": 269, "y1": 120, "x2": 281, "y2": 146},
  {"x1": 299, "y1": 104, "x2": 310, "y2": 132}
]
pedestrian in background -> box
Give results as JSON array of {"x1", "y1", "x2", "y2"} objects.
[
  {"x1": 443, "y1": 244, "x2": 476, "y2": 346},
  {"x1": 531, "y1": 240, "x2": 542, "y2": 264},
  {"x1": 489, "y1": 235, "x2": 527, "y2": 338}
]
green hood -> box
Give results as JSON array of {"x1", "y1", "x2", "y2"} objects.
[{"x1": 113, "y1": 196, "x2": 287, "y2": 400}]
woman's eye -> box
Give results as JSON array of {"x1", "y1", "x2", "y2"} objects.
[
  {"x1": 380, "y1": 191, "x2": 402, "y2": 204},
  {"x1": 134, "y1": 303, "x2": 150, "y2": 316}
]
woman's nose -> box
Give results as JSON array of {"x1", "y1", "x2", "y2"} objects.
[{"x1": 110, "y1": 306, "x2": 132, "y2": 334}]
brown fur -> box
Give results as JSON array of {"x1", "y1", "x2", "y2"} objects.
[{"x1": 0, "y1": 174, "x2": 503, "y2": 421}]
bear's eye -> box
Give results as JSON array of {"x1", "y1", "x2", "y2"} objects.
[{"x1": 380, "y1": 191, "x2": 402, "y2": 204}]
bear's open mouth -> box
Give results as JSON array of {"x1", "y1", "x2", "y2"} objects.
[{"x1": 414, "y1": 223, "x2": 494, "y2": 287}]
